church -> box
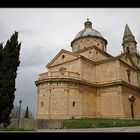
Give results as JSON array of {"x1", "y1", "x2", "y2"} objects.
[{"x1": 35, "y1": 19, "x2": 140, "y2": 119}]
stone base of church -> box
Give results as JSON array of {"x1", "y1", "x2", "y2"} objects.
[{"x1": 35, "y1": 81, "x2": 140, "y2": 120}]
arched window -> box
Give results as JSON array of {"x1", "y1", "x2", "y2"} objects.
[
  {"x1": 72, "y1": 101, "x2": 75, "y2": 107},
  {"x1": 40, "y1": 101, "x2": 44, "y2": 107},
  {"x1": 128, "y1": 95, "x2": 136, "y2": 119},
  {"x1": 127, "y1": 47, "x2": 130, "y2": 53},
  {"x1": 127, "y1": 69, "x2": 131, "y2": 83}
]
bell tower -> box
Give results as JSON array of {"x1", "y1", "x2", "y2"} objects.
[{"x1": 122, "y1": 24, "x2": 137, "y2": 53}]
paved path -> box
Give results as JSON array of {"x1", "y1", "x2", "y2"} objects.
[{"x1": 37, "y1": 126, "x2": 140, "y2": 132}]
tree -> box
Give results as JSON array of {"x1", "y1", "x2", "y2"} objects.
[
  {"x1": 24, "y1": 106, "x2": 29, "y2": 118},
  {"x1": 0, "y1": 43, "x2": 4, "y2": 91},
  {"x1": 0, "y1": 43, "x2": 3, "y2": 64},
  {"x1": 0, "y1": 32, "x2": 21, "y2": 128},
  {"x1": 10, "y1": 106, "x2": 34, "y2": 119},
  {"x1": 0, "y1": 43, "x2": 3, "y2": 92},
  {"x1": 23, "y1": 106, "x2": 34, "y2": 118},
  {"x1": 10, "y1": 106, "x2": 19, "y2": 118}
]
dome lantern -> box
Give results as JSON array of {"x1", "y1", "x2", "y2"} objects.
[{"x1": 84, "y1": 19, "x2": 92, "y2": 28}]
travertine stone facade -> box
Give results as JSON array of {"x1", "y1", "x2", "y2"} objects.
[
  {"x1": 71, "y1": 37, "x2": 107, "y2": 52},
  {"x1": 35, "y1": 20, "x2": 140, "y2": 119}
]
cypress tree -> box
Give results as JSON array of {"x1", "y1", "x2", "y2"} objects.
[
  {"x1": 0, "y1": 43, "x2": 4, "y2": 124},
  {"x1": 24, "y1": 106, "x2": 29, "y2": 118},
  {"x1": 0, "y1": 43, "x2": 3, "y2": 81},
  {"x1": 0, "y1": 43, "x2": 3, "y2": 62},
  {"x1": 0, "y1": 32, "x2": 21, "y2": 127}
]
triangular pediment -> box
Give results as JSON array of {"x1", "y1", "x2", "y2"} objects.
[
  {"x1": 93, "y1": 46, "x2": 113, "y2": 58},
  {"x1": 74, "y1": 45, "x2": 113, "y2": 61},
  {"x1": 46, "y1": 49, "x2": 77, "y2": 67},
  {"x1": 74, "y1": 45, "x2": 113, "y2": 58},
  {"x1": 116, "y1": 52, "x2": 136, "y2": 68}
]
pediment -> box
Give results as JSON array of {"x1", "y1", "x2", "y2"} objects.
[
  {"x1": 117, "y1": 52, "x2": 136, "y2": 68},
  {"x1": 76, "y1": 46, "x2": 113, "y2": 62},
  {"x1": 46, "y1": 49, "x2": 77, "y2": 67},
  {"x1": 75, "y1": 45, "x2": 113, "y2": 59}
]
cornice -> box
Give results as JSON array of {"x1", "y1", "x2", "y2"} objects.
[{"x1": 35, "y1": 78, "x2": 140, "y2": 92}]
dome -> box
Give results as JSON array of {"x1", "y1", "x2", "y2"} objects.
[
  {"x1": 75, "y1": 28, "x2": 103, "y2": 39},
  {"x1": 71, "y1": 19, "x2": 107, "y2": 46},
  {"x1": 71, "y1": 19, "x2": 107, "y2": 49}
]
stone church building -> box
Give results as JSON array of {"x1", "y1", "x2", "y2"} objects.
[{"x1": 35, "y1": 19, "x2": 140, "y2": 119}]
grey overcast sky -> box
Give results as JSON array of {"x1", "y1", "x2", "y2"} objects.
[{"x1": 0, "y1": 8, "x2": 140, "y2": 115}]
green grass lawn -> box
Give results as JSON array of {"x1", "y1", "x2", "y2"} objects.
[{"x1": 63, "y1": 118, "x2": 140, "y2": 128}]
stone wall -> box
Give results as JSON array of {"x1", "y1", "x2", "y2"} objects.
[
  {"x1": 96, "y1": 85, "x2": 124, "y2": 118},
  {"x1": 78, "y1": 47, "x2": 109, "y2": 61},
  {"x1": 49, "y1": 59, "x2": 80, "y2": 74},
  {"x1": 36, "y1": 81, "x2": 97, "y2": 119},
  {"x1": 8, "y1": 119, "x2": 63, "y2": 129},
  {"x1": 82, "y1": 87, "x2": 96, "y2": 117},
  {"x1": 71, "y1": 37, "x2": 106, "y2": 52},
  {"x1": 96, "y1": 60, "x2": 120, "y2": 83},
  {"x1": 122, "y1": 86, "x2": 140, "y2": 119},
  {"x1": 50, "y1": 51, "x2": 77, "y2": 67},
  {"x1": 81, "y1": 59, "x2": 96, "y2": 83},
  {"x1": 120, "y1": 61, "x2": 138, "y2": 87}
]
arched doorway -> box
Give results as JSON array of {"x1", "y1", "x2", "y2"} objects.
[{"x1": 128, "y1": 95, "x2": 136, "y2": 119}]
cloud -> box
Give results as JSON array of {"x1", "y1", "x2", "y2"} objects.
[
  {"x1": 19, "y1": 28, "x2": 38, "y2": 36},
  {"x1": 19, "y1": 43, "x2": 60, "y2": 68},
  {"x1": 14, "y1": 65, "x2": 45, "y2": 115},
  {"x1": 0, "y1": 21, "x2": 12, "y2": 43}
]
